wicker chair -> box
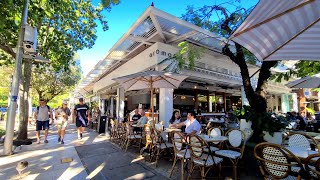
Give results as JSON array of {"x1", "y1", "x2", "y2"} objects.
[
  {"x1": 187, "y1": 134, "x2": 223, "y2": 180},
  {"x1": 215, "y1": 129, "x2": 246, "y2": 180},
  {"x1": 206, "y1": 127, "x2": 224, "y2": 151},
  {"x1": 124, "y1": 122, "x2": 143, "y2": 152},
  {"x1": 305, "y1": 153, "x2": 320, "y2": 179},
  {"x1": 254, "y1": 142, "x2": 305, "y2": 180},
  {"x1": 169, "y1": 132, "x2": 190, "y2": 179},
  {"x1": 151, "y1": 129, "x2": 174, "y2": 167},
  {"x1": 284, "y1": 132, "x2": 318, "y2": 151},
  {"x1": 141, "y1": 124, "x2": 155, "y2": 162}
]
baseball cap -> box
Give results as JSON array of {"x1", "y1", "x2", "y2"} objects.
[
  {"x1": 79, "y1": 98, "x2": 84, "y2": 102},
  {"x1": 39, "y1": 98, "x2": 45, "y2": 101},
  {"x1": 63, "y1": 101, "x2": 68, "y2": 104}
]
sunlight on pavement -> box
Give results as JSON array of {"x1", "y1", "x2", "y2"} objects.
[{"x1": 86, "y1": 161, "x2": 106, "y2": 179}]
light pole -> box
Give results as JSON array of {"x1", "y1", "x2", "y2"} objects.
[{"x1": 4, "y1": 0, "x2": 29, "y2": 155}]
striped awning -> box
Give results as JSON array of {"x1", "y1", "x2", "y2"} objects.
[
  {"x1": 230, "y1": 0, "x2": 320, "y2": 61},
  {"x1": 286, "y1": 75, "x2": 320, "y2": 88}
]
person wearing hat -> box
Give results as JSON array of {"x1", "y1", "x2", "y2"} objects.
[
  {"x1": 74, "y1": 98, "x2": 90, "y2": 139},
  {"x1": 55, "y1": 101, "x2": 71, "y2": 144},
  {"x1": 34, "y1": 98, "x2": 52, "y2": 144}
]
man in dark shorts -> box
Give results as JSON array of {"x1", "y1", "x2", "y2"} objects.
[
  {"x1": 74, "y1": 98, "x2": 90, "y2": 139},
  {"x1": 34, "y1": 98, "x2": 52, "y2": 144}
]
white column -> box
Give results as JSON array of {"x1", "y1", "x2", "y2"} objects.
[
  {"x1": 270, "y1": 95, "x2": 274, "y2": 112},
  {"x1": 292, "y1": 93, "x2": 298, "y2": 112},
  {"x1": 274, "y1": 95, "x2": 279, "y2": 112},
  {"x1": 116, "y1": 87, "x2": 125, "y2": 120},
  {"x1": 100, "y1": 98, "x2": 105, "y2": 115},
  {"x1": 241, "y1": 86, "x2": 249, "y2": 106},
  {"x1": 159, "y1": 88, "x2": 173, "y2": 128},
  {"x1": 209, "y1": 96, "x2": 213, "y2": 112},
  {"x1": 110, "y1": 97, "x2": 114, "y2": 118},
  {"x1": 281, "y1": 94, "x2": 288, "y2": 113}
]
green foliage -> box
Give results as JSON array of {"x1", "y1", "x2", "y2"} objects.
[
  {"x1": 0, "y1": 65, "x2": 13, "y2": 107},
  {"x1": 47, "y1": 92, "x2": 69, "y2": 109},
  {"x1": 270, "y1": 61, "x2": 320, "y2": 83},
  {"x1": 175, "y1": 42, "x2": 203, "y2": 69},
  {"x1": 0, "y1": 0, "x2": 116, "y2": 70},
  {"x1": 0, "y1": 128, "x2": 5, "y2": 138},
  {"x1": 32, "y1": 58, "x2": 82, "y2": 102},
  {"x1": 305, "y1": 107, "x2": 315, "y2": 115},
  {"x1": 233, "y1": 105, "x2": 253, "y2": 120},
  {"x1": 181, "y1": 3, "x2": 257, "y2": 65},
  {"x1": 251, "y1": 112, "x2": 288, "y2": 137}
]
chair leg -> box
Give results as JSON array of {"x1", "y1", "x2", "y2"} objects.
[
  {"x1": 125, "y1": 139, "x2": 130, "y2": 152},
  {"x1": 201, "y1": 166, "x2": 205, "y2": 180},
  {"x1": 155, "y1": 148, "x2": 160, "y2": 167},
  {"x1": 181, "y1": 159, "x2": 185, "y2": 180},
  {"x1": 169, "y1": 156, "x2": 177, "y2": 177},
  {"x1": 187, "y1": 163, "x2": 195, "y2": 180}
]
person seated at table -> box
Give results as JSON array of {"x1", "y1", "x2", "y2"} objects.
[
  {"x1": 169, "y1": 111, "x2": 201, "y2": 135},
  {"x1": 137, "y1": 110, "x2": 148, "y2": 126},
  {"x1": 169, "y1": 110, "x2": 181, "y2": 125},
  {"x1": 131, "y1": 108, "x2": 141, "y2": 122}
]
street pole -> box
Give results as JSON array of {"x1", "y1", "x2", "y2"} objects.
[{"x1": 4, "y1": 0, "x2": 29, "y2": 155}]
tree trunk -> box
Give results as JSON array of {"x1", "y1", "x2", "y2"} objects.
[{"x1": 17, "y1": 59, "x2": 32, "y2": 140}]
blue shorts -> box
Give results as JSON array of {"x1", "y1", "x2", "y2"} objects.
[{"x1": 36, "y1": 120, "x2": 50, "y2": 131}]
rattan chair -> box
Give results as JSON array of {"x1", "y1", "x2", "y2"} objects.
[
  {"x1": 215, "y1": 129, "x2": 246, "y2": 180},
  {"x1": 187, "y1": 134, "x2": 223, "y2": 180},
  {"x1": 305, "y1": 153, "x2": 320, "y2": 179},
  {"x1": 124, "y1": 122, "x2": 143, "y2": 152},
  {"x1": 141, "y1": 124, "x2": 155, "y2": 162},
  {"x1": 206, "y1": 127, "x2": 224, "y2": 152},
  {"x1": 254, "y1": 142, "x2": 305, "y2": 180},
  {"x1": 284, "y1": 132, "x2": 318, "y2": 151},
  {"x1": 169, "y1": 132, "x2": 190, "y2": 179},
  {"x1": 151, "y1": 129, "x2": 174, "y2": 167}
]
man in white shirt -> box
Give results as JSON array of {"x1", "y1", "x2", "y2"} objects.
[
  {"x1": 136, "y1": 110, "x2": 148, "y2": 126},
  {"x1": 169, "y1": 111, "x2": 201, "y2": 135}
]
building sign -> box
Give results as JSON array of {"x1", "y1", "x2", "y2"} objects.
[{"x1": 149, "y1": 49, "x2": 173, "y2": 58}]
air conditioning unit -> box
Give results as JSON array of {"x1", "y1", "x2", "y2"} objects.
[{"x1": 23, "y1": 25, "x2": 37, "y2": 55}]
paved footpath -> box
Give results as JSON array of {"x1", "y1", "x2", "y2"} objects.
[{"x1": 0, "y1": 122, "x2": 167, "y2": 180}]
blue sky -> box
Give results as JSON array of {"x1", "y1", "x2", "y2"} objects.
[{"x1": 77, "y1": 0, "x2": 258, "y2": 76}]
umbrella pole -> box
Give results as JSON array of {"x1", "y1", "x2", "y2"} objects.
[{"x1": 150, "y1": 78, "x2": 155, "y2": 128}]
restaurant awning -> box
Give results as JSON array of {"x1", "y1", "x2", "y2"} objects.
[{"x1": 230, "y1": 0, "x2": 320, "y2": 61}]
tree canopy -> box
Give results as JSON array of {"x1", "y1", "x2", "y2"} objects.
[
  {"x1": 32, "y1": 59, "x2": 82, "y2": 102},
  {"x1": 0, "y1": 0, "x2": 118, "y2": 69}
]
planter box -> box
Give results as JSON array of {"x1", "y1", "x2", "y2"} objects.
[{"x1": 263, "y1": 131, "x2": 283, "y2": 145}]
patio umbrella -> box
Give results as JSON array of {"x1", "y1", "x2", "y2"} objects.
[
  {"x1": 286, "y1": 75, "x2": 320, "y2": 88},
  {"x1": 230, "y1": 0, "x2": 320, "y2": 61},
  {"x1": 112, "y1": 70, "x2": 188, "y2": 123}
]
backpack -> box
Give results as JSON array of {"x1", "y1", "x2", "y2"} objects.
[{"x1": 37, "y1": 105, "x2": 50, "y2": 115}]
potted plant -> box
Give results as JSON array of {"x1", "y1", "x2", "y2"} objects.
[
  {"x1": 234, "y1": 105, "x2": 253, "y2": 130},
  {"x1": 250, "y1": 112, "x2": 289, "y2": 144}
]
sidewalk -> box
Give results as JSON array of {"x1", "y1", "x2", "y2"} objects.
[
  {"x1": 0, "y1": 123, "x2": 109, "y2": 180},
  {"x1": 0, "y1": 122, "x2": 168, "y2": 180}
]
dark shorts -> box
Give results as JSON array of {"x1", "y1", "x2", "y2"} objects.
[
  {"x1": 36, "y1": 120, "x2": 50, "y2": 131},
  {"x1": 76, "y1": 119, "x2": 88, "y2": 127}
]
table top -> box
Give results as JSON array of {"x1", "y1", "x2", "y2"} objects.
[
  {"x1": 163, "y1": 128, "x2": 181, "y2": 133},
  {"x1": 131, "y1": 124, "x2": 144, "y2": 128},
  {"x1": 209, "y1": 119, "x2": 225, "y2": 123},
  {"x1": 200, "y1": 135, "x2": 228, "y2": 142},
  {"x1": 286, "y1": 147, "x2": 319, "y2": 159}
]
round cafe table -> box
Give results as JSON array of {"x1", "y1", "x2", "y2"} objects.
[
  {"x1": 131, "y1": 124, "x2": 144, "y2": 128},
  {"x1": 163, "y1": 128, "x2": 181, "y2": 133},
  {"x1": 199, "y1": 135, "x2": 228, "y2": 143}
]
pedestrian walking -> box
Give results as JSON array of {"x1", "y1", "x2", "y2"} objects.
[
  {"x1": 34, "y1": 98, "x2": 52, "y2": 144},
  {"x1": 74, "y1": 98, "x2": 90, "y2": 139},
  {"x1": 55, "y1": 101, "x2": 71, "y2": 144}
]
